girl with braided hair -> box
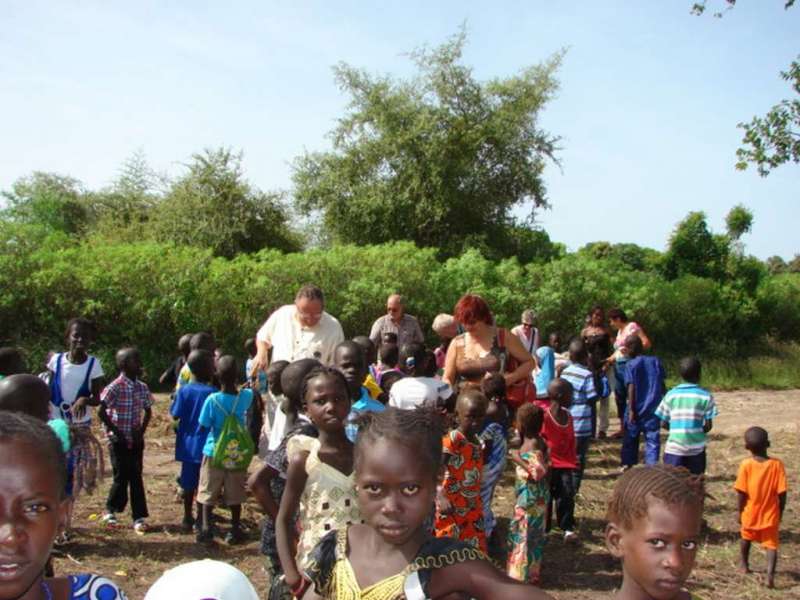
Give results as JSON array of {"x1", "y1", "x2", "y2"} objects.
[{"x1": 605, "y1": 464, "x2": 705, "y2": 600}]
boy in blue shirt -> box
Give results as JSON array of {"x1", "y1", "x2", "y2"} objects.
[
  {"x1": 622, "y1": 336, "x2": 666, "y2": 468},
  {"x1": 197, "y1": 354, "x2": 253, "y2": 545},
  {"x1": 170, "y1": 349, "x2": 216, "y2": 533},
  {"x1": 336, "y1": 341, "x2": 384, "y2": 443}
]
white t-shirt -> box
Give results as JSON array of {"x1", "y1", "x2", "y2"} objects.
[
  {"x1": 47, "y1": 353, "x2": 104, "y2": 424},
  {"x1": 388, "y1": 377, "x2": 453, "y2": 411},
  {"x1": 256, "y1": 304, "x2": 344, "y2": 366}
]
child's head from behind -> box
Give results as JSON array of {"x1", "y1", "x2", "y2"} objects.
[
  {"x1": 178, "y1": 333, "x2": 193, "y2": 358},
  {"x1": 190, "y1": 332, "x2": 216, "y2": 353},
  {"x1": 280, "y1": 358, "x2": 321, "y2": 416},
  {"x1": 116, "y1": 347, "x2": 142, "y2": 380},
  {"x1": 378, "y1": 370, "x2": 403, "y2": 403},
  {"x1": 215, "y1": 355, "x2": 238, "y2": 387},
  {"x1": 455, "y1": 389, "x2": 488, "y2": 437},
  {"x1": 334, "y1": 341, "x2": 367, "y2": 399},
  {"x1": 481, "y1": 373, "x2": 506, "y2": 402},
  {"x1": 0, "y1": 347, "x2": 26, "y2": 377},
  {"x1": 568, "y1": 338, "x2": 588, "y2": 364},
  {"x1": 352, "y1": 336, "x2": 377, "y2": 366},
  {"x1": 516, "y1": 403, "x2": 544, "y2": 439},
  {"x1": 625, "y1": 335, "x2": 644, "y2": 358},
  {"x1": 187, "y1": 349, "x2": 215, "y2": 384},
  {"x1": 0, "y1": 412, "x2": 68, "y2": 598},
  {"x1": 399, "y1": 342, "x2": 425, "y2": 376},
  {"x1": 548, "y1": 378, "x2": 572, "y2": 409},
  {"x1": 353, "y1": 407, "x2": 444, "y2": 546},
  {"x1": 744, "y1": 426, "x2": 770, "y2": 455},
  {"x1": 300, "y1": 366, "x2": 351, "y2": 433},
  {"x1": 381, "y1": 332, "x2": 398, "y2": 347},
  {"x1": 379, "y1": 343, "x2": 399, "y2": 369},
  {"x1": 266, "y1": 361, "x2": 289, "y2": 396},
  {"x1": 244, "y1": 338, "x2": 257, "y2": 359},
  {"x1": 605, "y1": 464, "x2": 704, "y2": 600},
  {"x1": 679, "y1": 357, "x2": 701, "y2": 384},
  {"x1": 0, "y1": 374, "x2": 52, "y2": 422}
]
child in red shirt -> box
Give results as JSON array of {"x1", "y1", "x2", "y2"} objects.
[{"x1": 541, "y1": 378, "x2": 579, "y2": 542}]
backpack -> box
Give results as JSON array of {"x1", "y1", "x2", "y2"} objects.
[{"x1": 210, "y1": 392, "x2": 255, "y2": 471}]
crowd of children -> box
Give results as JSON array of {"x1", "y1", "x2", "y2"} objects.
[{"x1": 0, "y1": 296, "x2": 792, "y2": 600}]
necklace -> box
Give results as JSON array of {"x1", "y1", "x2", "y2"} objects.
[{"x1": 41, "y1": 581, "x2": 53, "y2": 600}]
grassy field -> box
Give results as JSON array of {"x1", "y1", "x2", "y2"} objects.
[{"x1": 53, "y1": 390, "x2": 799, "y2": 599}]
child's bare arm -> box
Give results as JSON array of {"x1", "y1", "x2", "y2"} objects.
[
  {"x1": 430, "y1": 559, "x2": 554, "y2": 600},
  {"x1": 276, "y1": 450, "x2": 310, "y2": 590},
  {"x1": 627, "y1": 383, "x2": 636, "y2": 424},
  {"x1": 703, "y1": 419, "x2": 713, "y2": 433},
  {"x1": 248, "y1": 463, "x2": 281, "y2": 520},
  {"x1": 737, "y1": 490, "x2": 748, "y2": 522},
  {"x1": 779, "y1": 492, "x2": 787, "y2": 520}
]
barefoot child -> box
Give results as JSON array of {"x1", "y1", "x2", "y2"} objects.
[
  {"x1": 507, "y1": 404, "x2": 550, "y2": 585},
  {"x1": 0, "y1": 411, "x2": 128, "y2": 599},
  {"x1": 98, "y1": 347, "x2": 153, "y2": 533},
  {"x1": 605, "y1": 464, "x2": 705, "y2": 600},
  {"x1": 435, "y1": 388, "x2": 488, "y2": 553},
  {"x1": 276, "y1": 367, "x2": 361, "y2": 597},
  {"x1": 300, "y1": 407, "x2": 554, "y2": 600},
  {"x1": 735, "y1": 426, "x2": 788, "y2": 588}
]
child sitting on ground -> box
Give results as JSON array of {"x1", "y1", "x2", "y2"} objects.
[
  {"x1": 435, "y1": 388, "x2": 489, "y2": 553},
  {"x1": 507, "y1": 404, "x2": 550, "y2": 585},
  {"x1": 299, "y1": 407, "x2": 554, "y2": 600},
  {"x1": 478, "y1": 373, "x2": 509, "y2": 545},
  {"x1": 541, "y1": 378, "x2": 579, "y2": 542},
  {"x1": 655, "y1": 357, "x2": 717, "y2": 475},
  {"x1": 197, "y1": 355, "x2": 254, "y2": 545},
  {"x1": 98, "y1": 347, "x2": 153, "y2": 533},
  {"x1": 622, "y1": 336, "x2": 666, "y2": 468},
  {"x1": 170, "y1": 349, "x2": 217, "y2": 532},
  {"x1": 735, "y1": 426, "x2": 788, "y2": 589},
  {"x1": 605, "y1": 464, "x2": 705, "y2": 600},
  {"x1": 276, "y1": 367, "x2": 361, "y2": 598},
  {"x1": 0, "y1": 411, "x2": 129, "y2": 599}
]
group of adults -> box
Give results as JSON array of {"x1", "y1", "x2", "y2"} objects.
[{"x1": 249, "y1": 285, "x2": 651, "y2": 429}]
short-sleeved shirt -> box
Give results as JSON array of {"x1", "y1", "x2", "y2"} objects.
[
  {"x1": 345, "y1": 387, "x2": 385, "y2": 442},
  {"x1": 734, "y1": 457, "x2": 788, "y2": 531},
  {"x1": 624, "y1": 355, "x2": 665, "y2": 419},
  {"x1": 368, "y1": 313, "x2": 424, "y2": 348},
  {"x1": 174, "y1": 363, "x2": 196, "y2": 394},
  {"x1": 66, "y1": 573, "x2": 128, "y2": 599},
  {"x1": 534, "y1": 346, "x2": 555, "y2": 398},
  {"x1": 171, "y1": 382, "x2": 218, "y2": 463},
  {"x1": 655, "y1": 383, "x2": 718, "y2": 456},
  {"x1": 541, "y1": 408, "x2": 578, "y2": 469},
  {"x1": 198, "y1": 389, "x2": 253, "y2": 457},
  {"x1": 561, "y1": 363, "x2": 597, "y2": 438},
  {"x1": 256, "y1": 304, "x2": 344, "y2": 365},
  {"x1": 388, "y1": 376, "x2": 453, "y2": 410},
  {"x1": 48, "y1": 353, "x2": 104, "y2": 425},
  {"x1": 100, "y1": 374, "x2": 154, "y2": 444}
]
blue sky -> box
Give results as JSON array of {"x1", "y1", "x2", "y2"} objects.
[{"x1": 2, "y1": 1, "x2": 797, "y2": 259}]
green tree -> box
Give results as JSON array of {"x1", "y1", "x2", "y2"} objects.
[
  {"x1": 725, "y1": 204, "x2": 753, "y2": 240},
  {"x1": 292, "y1": 30, "x2": 563, "y2": 258},
  {"x1": 151, "y1": 148, "x2": 303, "y2": 258},
  {"x1": 766, "y1": 255, "x2": 788, "y2": 274},
  {"x1": 661, "y1": 212, "x2": 729, "y2": 280},
  {"x1": 1, "y1": 172, "x2": 89, "y2": 235}
]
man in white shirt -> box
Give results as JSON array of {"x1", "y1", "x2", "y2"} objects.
[{"x1": 388, "y1": 342, "x2": 453, "y2": 411}]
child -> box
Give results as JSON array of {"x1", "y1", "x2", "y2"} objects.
[
  {"x1": 375, "y1": 336, "x2": 402, "y2": 385},
  {"x1": 300, "y1": 407, "x2": 554, "y2": 600},
  {"x1": 560, "y1": 339, "x2": 598, "y2": 491},
  {"x1": 352, "y1": 335, "x2": 382, "y2": 399},
  {"x1": 98, "y1": 347, "x2": 153, "y2": 533},
  {"x1": 175, "y1": 332, "x2": 216, "y2": 392},
  {"x1": 197, "y1": 355, "x2": 253, "y2": 545},
  {"x1": 0, "y1": 346, "x2": 26, "y2": 378},
  {"x1": 435, "y1": 388, "x2": 488, "y2": 553},
  {"x1": 622, "y1": 336, "x2": 666, "y2": 468},
  {"x1": 0, "y1": 373, "x2": 51, "y2": 421},
  {"x1": 378, "y1": 369, "x2": 404, "y2": 404},
  {"x1": 507, "y1": 404, "x2": 550, "y2": 585},
  {"x1": 605, "y1": 464, "x2": 705, "y2": 600},
  {"x1": 170, "y1": 349, "x2": 217, "y2": 532},
  {"x1": 276, "y1": 367, "x2": 360, "y2": 596},
  {"x1": 244, "y1": 337, "x2": 268, "y2": 394},
  {"x1": 336, "y1": 341, "x2": 384, "y2": 443},
  {"x1": 0, "y1": 411, "x2": 128, "y2": 599},
  {"x1": 159, "y1": 333, "x2": 192, "y2": 389},
  {"x1": 735, "y1": 426, "x2": 788, "y2": 588},
  {"x1": 533, "y1": 337, "x2": 555, "y2": 411},
  {"x1": 258, "y1": 359, "x2": 288, "y2": 457},
  {"x1": 478, "y1": 373, "x2": 509, "y2": 543},
  {"x1": 541, "y1": 378, "x2": 579, "y2": 542},
  {"x1": 655, "y1": 357, "x2": 717, "y2": 475}
]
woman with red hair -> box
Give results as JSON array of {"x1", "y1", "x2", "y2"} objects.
[{"x1": 443, "y1": 294, "x2": 535, "y2": 394}]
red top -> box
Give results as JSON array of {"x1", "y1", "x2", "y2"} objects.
[{"x1": 541, "y1": 407, "x2": 578, "y2": 469}]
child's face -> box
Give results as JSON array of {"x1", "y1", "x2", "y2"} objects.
[
  {"x1": 122, "y1": 352, "x2": 143, "y2": 379},
  {"x1": 304, "y1": 375, "x2": 351, "y2": 433},
  {"x1": 549, "y1": 334, "x2": 561, "y2": 350},
  {"x1": 0, "y1": 440, "x2": 68, "y2": 599},
  {"x1": 355, "y1": 438, "x2": 436, "y2": 548},
  {"x1": 68, "y1": 324, "x2": 92, "y2": 356},
  {"x1": 606, "y1": 500, "x2": 702, "y2": 600},
  {"x1": 335, "y1": 347, "x2": 366, "y2": 397},
  {"x1": 456, "y1": 399, "x2": 486, "y2": 437}
]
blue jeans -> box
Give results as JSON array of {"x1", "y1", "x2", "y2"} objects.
[
  {"x1": 621, "y1": 414, "x2": 660, "y2": 466},
  {"x1": 664, "y1": 450, "x2": 706, "y2": 475}
]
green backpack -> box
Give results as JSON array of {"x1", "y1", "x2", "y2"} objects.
[{"x1": 210, "y1": 392, "x2": 255, "y2": 471}]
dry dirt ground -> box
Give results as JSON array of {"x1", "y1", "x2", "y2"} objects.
[{"x1": 53, "y1": 390, "x2": 799, "y2": 599}]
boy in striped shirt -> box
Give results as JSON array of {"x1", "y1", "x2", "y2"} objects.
[
  {"x1": 561, "y1": 339, "x2": 597, "y2": 491},
  {"x1": 655, "y1": 357, "x2": 717, "y2": 475}
]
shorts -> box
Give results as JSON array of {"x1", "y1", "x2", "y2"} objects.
[
  {"x1": 197, "y1": 455, "x2": 248, "y2": 506},
  {"x1": 663, "y1": 450, "x2": 706, "y2": 475},
  {"x1": 179, "y1": 461, "x2": 202, "y2": 492},
  {"x1": 741, "y1": 525, "x2": 779, "y2": 550}
]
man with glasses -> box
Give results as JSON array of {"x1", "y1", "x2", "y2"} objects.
[
  {"x1": 511, "y1": 309, "x2": 540, "y2": 356},
  {"x1": 368, "y1": 294, "x2": 424, "y2": 349}
]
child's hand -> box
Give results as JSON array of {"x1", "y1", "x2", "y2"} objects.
[
  {"x1": 437, "y1": 490, "x2": 453, "y2": 515},
  {"x1": 73, "y1": 396, "x2": 90, "y2": 418}
]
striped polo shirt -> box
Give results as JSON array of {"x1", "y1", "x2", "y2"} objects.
[
  {"x1": 655, "y1": 382, "x2": 718, "y2": 456},
  {"x1": 562, "y1": 363, "x2": 597, "y2": 438}
]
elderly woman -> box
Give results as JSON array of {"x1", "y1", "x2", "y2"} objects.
[
  {"x1": 606, "y1": 307, "x2": 651, "y2": 438},
  {"x1": 443, "y1": 294, "x2": 535, "y2": 401}
]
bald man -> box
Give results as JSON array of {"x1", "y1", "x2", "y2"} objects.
[{"x1": 368, "y1": 294, "x2": 424, "y2": 349}]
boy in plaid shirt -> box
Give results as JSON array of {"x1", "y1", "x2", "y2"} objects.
[{"x1": 99, "y1": 347, "x2": 153, "y2": 532}]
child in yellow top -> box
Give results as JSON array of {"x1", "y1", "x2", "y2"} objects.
[{"x1": 735, "y1": 426, "x2": 788, "y2": 589}]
